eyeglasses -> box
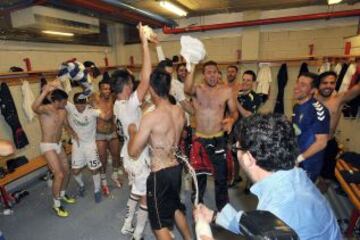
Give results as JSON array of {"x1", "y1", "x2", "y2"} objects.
[{"x1": 231, "y1": 143, "x2": 248, "y2": 153}]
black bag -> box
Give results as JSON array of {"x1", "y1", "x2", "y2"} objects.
[{"x1": 6, "y1": 156, "x2": 29, "y2": 173}]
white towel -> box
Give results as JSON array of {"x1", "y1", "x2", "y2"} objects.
[
  {"x1": 318, "y1": 62, "x2": 331, "y2": 74},
  {"x1": 339, "y1": 63, "x2": 356, "y2": 93},
  {"x1": 180, "y1": 36, "x2": 206, "y2": 72},
  {"x1": 156, "y1": 45, "x2": 165, "y2": 62},
  {"x1": 21, "y1": 80, "x2": 35, "y2": 121},
  {"x1": 256, "y1": 64, "x2": 272, "y2": 95}
]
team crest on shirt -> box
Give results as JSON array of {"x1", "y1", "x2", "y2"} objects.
[{"x1": 312, "y1": 101, "x2": 325, "y2": 121}]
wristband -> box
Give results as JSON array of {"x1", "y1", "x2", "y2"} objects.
[{"x1": 296, "y1": 154, "x2": 305, "y2": 163}]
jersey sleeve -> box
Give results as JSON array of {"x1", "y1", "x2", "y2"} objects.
[
  {"x1": 171, "y1": 80, "x2": 186, "y2": 102},
  {"x1": 90, "y1": 108, "x2": 101, "y2": 118},
  {"x1": 65, "y1": 101, "x2": 76, "y2": 114},
  {"x1": 311, "y1": 102, "x2": 330, "y2": 134},
  {"x1": 252, "y1": 94, "x2": 263, "y2": 113}
]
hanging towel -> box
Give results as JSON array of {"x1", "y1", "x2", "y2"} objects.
[
  {"x1": 21, "y1": 80, "x2": 35, "y2": 122},
  {"x1": 339, "y1": 63, "x2": 356, "y2": 93},
  {"x1": 156, "y1": 45, "x2": 166, "y2": 62},
  {"x1": 274, "y1": 64, "x2": 288, "y2": 114},
  {"x1": 298, "y1": 62, "x2": 309, "y2": 77},
  {"x1": 318, "y1": 62, "x2": 331, "y2": 74},
  {"x1": 256, "y1": 64, "x2": 272, "y2": 102}
]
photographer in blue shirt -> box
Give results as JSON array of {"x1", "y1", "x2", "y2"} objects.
[{"x1": 194, "y1": 113, "x2": 340, "y2": 240}]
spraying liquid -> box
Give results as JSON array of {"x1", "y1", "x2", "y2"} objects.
[{"x1": 175, "y1": 150, "x2": 214, "y2": 239}]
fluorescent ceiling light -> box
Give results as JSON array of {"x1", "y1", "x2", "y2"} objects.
[
  {"x1": 328, "y1": 0, "x2": 343, "y2": 5},
  {"x1": 41, "y1": 30, "x2": 74, "y2": 37},
  {"x1": 160, "y1": 1, "x2": 187, "y2": 16}
]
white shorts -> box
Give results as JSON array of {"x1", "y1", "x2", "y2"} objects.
[
  {"x1": 124, "y1": 156, "x2": 150, "y2": 196},
  {"x1": 71, "y1": 142, "x2": 102, "y2": 170}
]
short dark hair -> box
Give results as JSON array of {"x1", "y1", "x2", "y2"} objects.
[
  {"x1": 157, "y1": 58, "x2": 173, "y2": 69},
  {"x1": 202, "y1": 60, "x2": 218, "y2": 73},
  {"x1": 111, "y1": 69, "x2": 134, "y2": 94},
  {"x1": 318, "y1": 71, "x2": 337, "y2": 88},
  {"x1": 243, "y1": 70, "x2": 256, "y2": 81},
  {"x1": 234, "y1": 113, "x2": 298, "y2": 172},
  {"x1": 227, "y1": 65, "x2": 238, "y2": 72},
  {"x1": 73, "y1": 92, "x2": 87, "y2": 104},
  {"x1": 51, "y1": 89, "x2": 68, "y2": 102},
  {"x1": 176, "y1": 63, "x2": 186, "y2": 72},
  {"x1": 99, "y1": 72, "x2": 111, "y2": 89},
  {"x1": 299, "y1": 72, "x2": 319, "y2": 88},
  {"x1": 150, "y1": 68, "x2": 171, "y2": 98}
]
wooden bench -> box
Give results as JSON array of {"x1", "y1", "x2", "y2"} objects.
[
  {"x1": 335, "y1": 159, "x2": 360, "y2": 236},
  {"x1": 0, "y1": 155, "x2": 47, "y2": 208}
]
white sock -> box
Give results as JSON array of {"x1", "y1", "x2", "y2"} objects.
[
  {"x1": 101, "y1": 173, "x2": 107, "y2": 185},
  {"x1": 93, "y1": 174, "x2": 101, "y2": 193},
  {"x1": 53, "y1": 198, "x2": 61, "y2": 208},
  {"x1": 133, "y1": 205, "x2": 148, "y2": 239},
  {"x1": 74, "y1": 173, "x2": 84, "y2": 187},
  {"x1": 60, "y1": 190, "x2": 65, "y2": 198},
  {"x1": 125, "y1": 195, "x2": 139, "y2": 225}
]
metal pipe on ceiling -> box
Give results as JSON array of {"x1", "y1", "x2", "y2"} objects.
[
  {"x1": 100, "y1": 0, "x2": 177, "y2": 27},
  {"x1": 163, "y1": 9, "x2": 360, "y2": 34}
]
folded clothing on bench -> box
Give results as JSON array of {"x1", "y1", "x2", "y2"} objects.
[
  {"x1": 6, "y1": 156, "x2": 29, "y2": 173},
  {"x1": 341, "y1": 152, "x2": 360, "y2": 168},
  {"x1": 340, "y1": 170, "x2": 360, "y2": 184}
]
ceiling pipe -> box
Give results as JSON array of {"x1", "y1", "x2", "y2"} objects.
[
  {"x1": 101, "y1": 0, "x2": 177, "y2": 27},
  {"x1": 58, "y1": 0, "x2": 171, "y2": 28},
  {"x1": 163, "y1": 9, "x2": 360, "y2": 34}
]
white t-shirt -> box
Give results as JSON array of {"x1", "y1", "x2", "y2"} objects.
[
  {"x1": 66, "y1": 102, "x2": 100, "y2": 143},
  {"x1": 170, "y1": 79, "x2": 186, "y2": 102},
  {"x1": 113, "y1": 91, "x2": 148, "y2": 160}
]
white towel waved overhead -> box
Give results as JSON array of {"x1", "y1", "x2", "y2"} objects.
[{"x1": 180, "y1": 36, "x2": 206, "y2": 71}]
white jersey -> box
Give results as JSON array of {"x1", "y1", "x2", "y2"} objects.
[{"x1": 66, "y1": 102, "x2": 100, "y2": 143}]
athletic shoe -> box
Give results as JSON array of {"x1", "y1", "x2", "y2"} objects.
[
  {"x1": 53, "y1": 206, "x2": 69, "y2": 218},
  {"x1": 121, "y1": 221, "x2": 134, "y2": 235},
  {"x1": 78, "y1": 186, "x2": 85, "y2": 197},
  {"x1": 94, "y1": 191, "x2": 102, "y2": 203},
  {"x1": 102, "y1": 185, "x2": 111, "y2": 196},
  {"x1": 111, "y1": 174, "x2": 122, "y2": 188},
  {"x1": 61, "y1": 194, "x2": 76, "y2": 204},
  {"x1": 131, "y1": 236, "x2": 144, "y2": 240}
]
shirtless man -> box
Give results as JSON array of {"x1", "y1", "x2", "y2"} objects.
[
  {"x1": 316, "y1": 71, "x2": 360, "y2": 182},
  {"x1": 128, "y1": 68, "x2": 192, "y2": 240},
  {"x1": 184, "y1": 61, "x2": 238, "y2": 211},
  {"x1": 32, "y1": 86, "x2": 76, "y2": 218},
  {"x1": 91, "y1": 79, "x2": 122, "y2": 196}
]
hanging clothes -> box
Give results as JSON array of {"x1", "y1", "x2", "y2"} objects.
[
  {"x1": 256, "y1": 64, "x2": 272, "y2": 103},
  {"x1": 335, "y1": 63, "x2": 349, "y2": 91},
  {"x1": 318, "y1": 62, "x2": 331, "y2": 74},
  {"x1": 298, "y1": 62, "x2": 309, "y2": 77},
  {"x1": 334, "y1": 63, "x2": 342, "y2": 76},
  {"x1": 0, "y1": 82, "x2": 29, "y2": 149},
  {"x1": 274, "y1": 63, "x2": 288, "y2": 114},
  {"x1": 21, "y1": 80, "x2": 35, "y2": 122},
  {"x1": 339, "y1": 63, "x2": 356, "y2": 93}
]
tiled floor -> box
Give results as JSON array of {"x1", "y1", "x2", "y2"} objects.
[{"x1": 0, "y1": 171, "x2": 257, "y2": 240}]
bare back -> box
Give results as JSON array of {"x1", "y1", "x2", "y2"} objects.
[
  {"x1": 39, "y1": 106, "x2": 67, "y2": 143},
  {"x1": 92, "y1": 94, "x2": 116, "y2": 134},
  {"x1": 148, "y1": 104, "x2": 185, "y2": 172},
  {"x1": 193, "y1": 84, "x2": 232, "y2": 134}
]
